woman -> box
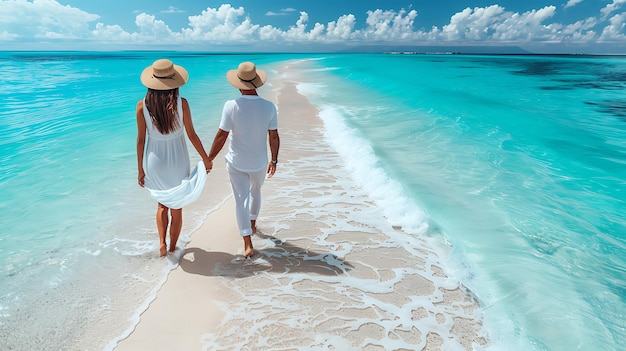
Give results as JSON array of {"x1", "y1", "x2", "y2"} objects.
[{"x1": 136, "y1": 58, "x2": 210, "y2": 257}]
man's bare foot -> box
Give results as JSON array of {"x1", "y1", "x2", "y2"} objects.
[
  {"x1": 159, "y1": 244, "x2": 167, "y2": 257},
  {"x1": 243, "y1": 235, "x2": 254, "y2": 258}
]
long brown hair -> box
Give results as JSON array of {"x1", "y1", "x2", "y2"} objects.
[{"x1": 144, "y1": 88, "x2": 180, "y2": 134}]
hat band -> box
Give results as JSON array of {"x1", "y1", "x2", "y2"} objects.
[
  {"x1": 153, "y1": 73, "x2": 176, "y2": 79},
  {"x1": 237, "y1": 74, "x2": 258, "y2": 88}
]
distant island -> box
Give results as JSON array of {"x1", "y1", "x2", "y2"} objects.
[{"x1": 342, "y1": 45, "x2": 533, "y2": 55}]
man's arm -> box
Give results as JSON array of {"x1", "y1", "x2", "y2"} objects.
[
  {"x1": 206, "y1": 129, "x2": 229, "y2": 172},
  {"x1": 267, "y1": 129, "x2": 280, "y2": 178}
]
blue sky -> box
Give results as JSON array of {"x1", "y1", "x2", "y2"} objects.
[{"x1": 1, "y1": 0, "x2": 625, "y2": 53}]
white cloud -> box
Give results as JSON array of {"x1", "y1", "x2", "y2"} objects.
[
  {"x1": 493, "y1": 6, "x2": 558, "y2": 41},
  {"x1": 92, "y1": 22, "x2": 135, "y2": 41},
  {"x1": 161, "y1": 6, "x2": 185, "y2": 14},
  {"x1": 362, "y1": 9, "x2": 418, "y2": 40},
  {"x1": 437, "y1": 5, "x2": 564, "y2": 42},
  {"x1": 601, "y1": 0, "x2": 626, "y2": 17},
  {"x1": 0, "y1": 2, "x2": 624, "y2": 51},
  {"x1": 441, "y1": 5, "x2": 507, "y2": 40},
  {"x1": 283, "y1": 11, "x2": 312, "y2": 40},
  {"x1": 135, "y1": 13, "x2": 176, "y2": 38},
  {"x1": 278, "y1": 11, "x2": 358, "y2": 42},
  {"x1": 181, "y1": 4, "x2": 258, "y2": 41},
  {"x1": 565, "y1": 0, "x2": 583, "y2": 9},
  {"x1": 0, "y1": 30, "x2": 18, "y2": 39},
  {"x1": 599, "y1": 12, "x2": 626, "y2": 40},
  {"x1": 258, "y1": 24, "x2": 282, "y2": 40},
  {"x1": 559, "y1": 17, "x2": 597, "y2": 42},
  {"x1": 0, "y1": 0, "x2": 99, "y2": 39},
  {"x1": 326, "y1": 14, "x2": 357, "y2": 40},
  {"x1": 266, "y1": 7, "x2": 297, "y2": 16}
]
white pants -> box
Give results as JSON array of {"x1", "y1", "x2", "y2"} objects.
[{"x1": 226, "y1": 162, "x2": 266, "y2": 236}]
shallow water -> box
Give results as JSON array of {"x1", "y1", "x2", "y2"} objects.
[
  {"x1": 198, "y1": 119, "x2": 484, "y2": 349},
  {"x1": 0, "y1": 52, "x2": 625, "y2": 350},
  {"x1": 291, "y1": 54, "x2": 626, "y2": 351},
  {"x1": 0, "y1": 51, "x2": 294, "y2": 350}
]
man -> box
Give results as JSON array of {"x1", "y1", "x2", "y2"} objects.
[{"x1": 206, "y1": 61, "x2": 280, "y2": 258}]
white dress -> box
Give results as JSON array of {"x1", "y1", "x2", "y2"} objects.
[{"x1": 142, "y1": 96, "x2": 206, "y2": 209}]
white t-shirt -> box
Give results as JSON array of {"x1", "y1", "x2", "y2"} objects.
[{"x1": 219, "y1": 95, "x2": 278, "y2": 172}]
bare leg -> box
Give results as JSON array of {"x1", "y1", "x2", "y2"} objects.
[
  {"x1": 249, "y1": 220, "x2": 256, "y2": 249},
  {"x1": 243, "y1": 235, "x2": 254, "y2": 258},
  {"x1": 156, "y1": 203, "x2": 169, "y2": 257},
  {"x1": 169, "y1": 208, "x2": 183, "y2": 252}
]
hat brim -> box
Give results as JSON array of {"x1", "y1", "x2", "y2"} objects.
[
  {"x1": 140, "y1": 64, "x2": 189, "y2": 90},
  {"x1": 226, "y1": 69, "x2": 267, "y2": 90}
]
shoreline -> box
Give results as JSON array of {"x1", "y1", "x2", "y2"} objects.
[{"x1": 113, "y1": 62, "x2": 488, "y2": 350}]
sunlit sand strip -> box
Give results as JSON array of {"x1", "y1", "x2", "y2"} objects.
[{"x1": 113, "y1": 62, "x2": 488, "y2": 351}]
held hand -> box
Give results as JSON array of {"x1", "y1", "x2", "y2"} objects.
[
  {"x1": 204, "y1": 159, "x2": 213, "y2": 174},
  {"x1": 267, "y1": 161, "x2": 276, "y2": 178},
  {"x1": 138, "y1": 169, "x2": 145, "y2": 187}
]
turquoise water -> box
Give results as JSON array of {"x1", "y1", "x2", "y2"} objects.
[
  {"x1": 295, "y1": 54, "x2": 626, "y2": 351},
  {"x1": 0, "y1": 51, "x2": 296, "y2": 350},
  {"x1": 0, "y1": 52, "x2": 625, "y2": 350}
]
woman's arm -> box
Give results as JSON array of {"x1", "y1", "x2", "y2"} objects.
[
  {"x1": 181, "y1": 98, "x2": 211, "y2": 173},
  {"x1": 136, "y1": 100, "x2": 147, "y2": 187}
]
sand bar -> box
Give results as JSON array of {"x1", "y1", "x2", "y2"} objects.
[{"x1": 114, "y1": 63, "x2": 488, "y2": 351}]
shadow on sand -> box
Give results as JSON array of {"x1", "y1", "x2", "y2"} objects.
[{"x1": 179, "y1": 231, "x2": 353, "y2": 278}]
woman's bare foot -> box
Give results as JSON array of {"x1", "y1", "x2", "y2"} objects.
[
  {"x1": 168, "y1": 241, "x2": 177, "y2": 253},
  {"x1": 159, "y1": 244, "x2": 167, "y2": 257},
  {"x1": 243, "y1": 235, "x2": 254, "y2": 258}
]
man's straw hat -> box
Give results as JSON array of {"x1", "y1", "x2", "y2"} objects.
[{"x1": 226, "y1": 62, "x2": 266, "y2": 90}]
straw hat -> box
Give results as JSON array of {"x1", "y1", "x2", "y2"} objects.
[
  {"x1": 140, "y1": 59, "x2": 188, "y2": 90},
  {"x1": 226, "y1": 62, "x2": 266, "y2": 90}
]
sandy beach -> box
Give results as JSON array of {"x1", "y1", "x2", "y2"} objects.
[{"x1": 113, "y1": 63, "x2": 488, "y2": 351}]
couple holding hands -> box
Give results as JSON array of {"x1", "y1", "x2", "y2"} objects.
[{"x1": 136, "y1": 59, "x2": 280, "y2": 258}]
